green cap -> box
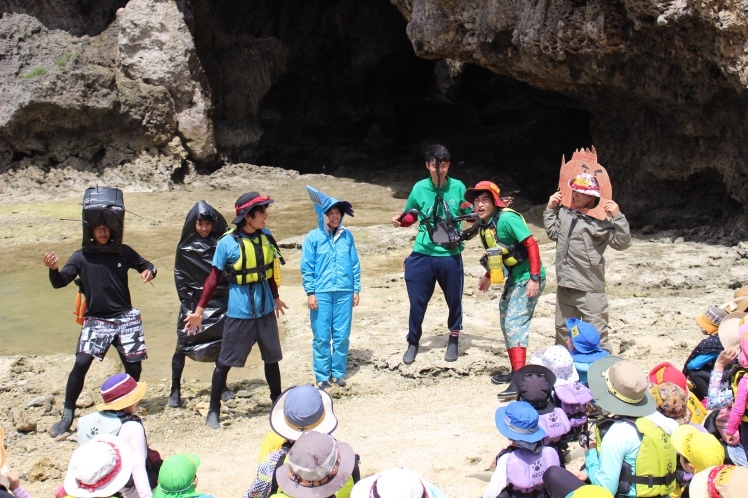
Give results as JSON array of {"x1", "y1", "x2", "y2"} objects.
[{"x1": 153, "y1": 454, "x2": 202, "y2": 498}]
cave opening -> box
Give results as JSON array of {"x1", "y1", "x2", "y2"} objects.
[{"x1": 189, "y1": 0, "x2": 593, "y2": 205}]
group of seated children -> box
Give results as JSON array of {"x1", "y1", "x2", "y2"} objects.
[
  {"x1": 2, "y1": 287, "x2": 748, "y2": 498},
  {"x1": 480, "y1": 285, "x2": 748, "y2": 498}
]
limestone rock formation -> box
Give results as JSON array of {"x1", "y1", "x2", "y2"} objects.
[
  {"x1": 0, "y1": 0, "x2": 215, "y2": 177},
  {"x1": 1, "y1": 0, "x2": 747, "y2": 228},
  {"x1": 392, "y1": 0, "x2": 748, "y2": 221}
]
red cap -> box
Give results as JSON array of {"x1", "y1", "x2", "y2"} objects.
[{"x1": 648, "y1": 362, "x2": 688, "y2": 392}]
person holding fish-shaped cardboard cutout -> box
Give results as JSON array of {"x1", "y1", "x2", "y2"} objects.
[{"x1": 544, "y1": 147, "x2": 631, "y2": 352}]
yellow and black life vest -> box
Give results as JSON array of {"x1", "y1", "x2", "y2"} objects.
[
  {"x1": 223, "y1": 229, "x2": 284, "y2": 286},
  {"x1": 596, "y1": 417, "x2": 676, "y2": 498},
  {"x1": 730, "y1": 365, "x2": 748, "y2": 423},
  {"x1": 479, "y1": 208, "x2": 528, "y2": 268}
]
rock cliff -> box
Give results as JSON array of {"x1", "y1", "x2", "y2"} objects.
[
  {"x1": 1, "y1": 0, "x2": 747, "y2": 229},
  {"x1": 393, "y1": 0, "x2": 748, "y2": 224}
]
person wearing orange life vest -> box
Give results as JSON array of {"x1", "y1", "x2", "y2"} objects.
[
  {"x1": 183, "y1": 192, "x2": 288, "y2": 429},
  {"x1": 464, "y1": 181, "x2": 545, "y2": 400}
]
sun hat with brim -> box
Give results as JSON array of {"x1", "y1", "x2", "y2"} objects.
[
  {"x1": 568, "y1": 174, "x2": 601, "y2": 197},
  {"x1": 689, "y1": 465, "x2": 748, "y2": 498},
  {"x1": 269, "y1": 385, "x2": 338, "y2": 442},
  {"x1": 350, "y1": 467, "x2": 435, "y2": 498},
  {"x1": 275, "y1": 432, "x2": 355, "y2": 498},
  {"x1": 648, "y1": 362, "x2": 688, "y2": 392},
  {"x1": 695, "y1": 307, "x2": 729, "y2": 335},
  {"x1": 513, "y1": 365, "x2": 556, "y2": 415},
  {"x1": 64, "y1": 434, "x2": 133, "y2": 498},
  {"x1": 723, "y1": 286, "x2": 748, "y2": 313},
  {"x1": 495, "y1": 401, "x2": 546, "y2": 443},
  {"x1": 671, "y1": 425, "x2": 724, "y2": 474},
  {"x1": 530, "y1": 345, "x2": 579, "y2": 386},
  {"x1": 718, "y1": 312, "x2": 747, "y2": 349},
  {"x1": 464, "y1": 181, "x2": 507, "y2": 208},
  {"x1": 96, "y1": 373, "x2": 147, "y2": 412},
  {"x1": 153, "y1": 454, "x2": 202, "y2": 498},
  {"x1": 570, "y1": 485, "x2": 614, "y2": 498},
  {"x1": 231, "y1": 192, "x2": 274, "y2": 225},
  {"x1": 588, "y1": 356, "x2": 655, "y2": 418}
]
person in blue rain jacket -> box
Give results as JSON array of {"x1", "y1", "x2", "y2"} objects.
[{"x1": 301, "y1": 186, "x2": 361, "y2": 389}]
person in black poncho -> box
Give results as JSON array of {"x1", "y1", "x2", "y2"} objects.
[{"x1": 169, "y1": 201, "x2": 233, "y2": 408}]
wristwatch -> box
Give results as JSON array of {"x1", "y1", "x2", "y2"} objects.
[
  {"x1": 529, "y1": 274, "x2": 540, "y2": 282},
  {"x1": 151, "y1": 266, "x2": 157, "y2": 277}
]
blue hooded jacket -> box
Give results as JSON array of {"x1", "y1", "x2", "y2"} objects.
[{"x1": 300, "y1": 186, "x2": 361, "y2": 295}]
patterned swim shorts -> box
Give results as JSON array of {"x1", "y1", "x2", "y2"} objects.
[{"x1": 77, "y1": 308, "x2": 147, "y2": 362}]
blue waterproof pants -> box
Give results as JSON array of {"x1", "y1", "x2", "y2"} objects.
[
  {"x1": 311, "y1": 291, "x2": 353, "y2": 382},
  {"x1": 404, "y1": 251, "x2": 463, "y2": 345}
]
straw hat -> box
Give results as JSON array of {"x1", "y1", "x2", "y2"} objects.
[
  {"x1": 718, "y1": 312, "x2": 747, "y2": 349},
  {"x1": 723, "y1": 286, "x2": 748, "y2": 313}
]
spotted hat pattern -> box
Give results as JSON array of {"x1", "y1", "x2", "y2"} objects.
[
  {"x1": 650, "y1": 382, "x2": 688, "y2": 421},
  {"x1": 530, "y1": 345, "x2": 580, "y2": 386}
]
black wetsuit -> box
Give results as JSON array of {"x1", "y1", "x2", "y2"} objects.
[
  {"x1": 49, "y1": 245, "x2": 154, "y2": 410},
  {"x1": 49, "y1": 246, "x2": 154, "y2": 318}
]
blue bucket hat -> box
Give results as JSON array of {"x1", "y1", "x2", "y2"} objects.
[
  {"x1": 494, "y1": 401, "x2": 546, "y2": 443},
  {"x1": 567, "y1": 317, "x2": 609, "y2": 362}
]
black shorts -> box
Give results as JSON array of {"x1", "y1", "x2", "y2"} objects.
[{"x1": 219, "y1": 313, "x2": 282, "y2": 367}]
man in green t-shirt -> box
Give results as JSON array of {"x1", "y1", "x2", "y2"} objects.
[
  {"x1": 464, "y1": 181, "x2": 546, "y2": 399},
  {"x1": 391, "y1": 144, "x2": 472, "y2": 364}
]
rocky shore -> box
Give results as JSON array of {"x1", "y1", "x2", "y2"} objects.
[{"x1": 1, "y1": 165, "x2": 747, "y2": 497}]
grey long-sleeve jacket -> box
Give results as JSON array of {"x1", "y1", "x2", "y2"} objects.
[{"x1": 543, "y1": 206, "x2": 631, "y2": 293}]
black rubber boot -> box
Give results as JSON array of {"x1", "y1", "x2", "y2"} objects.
[
  {"x1": 496, "y1": 380, "x2": 518, "y2": 401},
  {"x1": 167, "y1": 388, "x2": 181, "y2": 408},
  {"x1": 205, "y1": 411, "x2": 220, "y2": 429},
  {"x1": 403, "y1": 343, "x2": 419, "y2": 365},
  {"x1": 221, "y1": 387, "x2": 235, "y2": 401},
  {"x1": 491, "y1": 371, "x2": 513, "y2": 385},
  {"x1": 444, "y1": 336, "x2": 458, "y2": 362},
  {"x1": 49, "y1": 408, "x2": 74, "y2": 438}
]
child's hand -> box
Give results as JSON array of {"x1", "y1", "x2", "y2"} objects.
[
  {"x1": 4, "y1": 470, "x2": 20, "y2": 491},
  {"x1": 715, "y1": 346, "x2": 740, "y2": 371}
]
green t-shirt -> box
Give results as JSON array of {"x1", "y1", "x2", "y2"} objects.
[
  {"x1": 404, "y1": 176, "x2": 470, "y2": 256},
  {"x1": 480, "y1": 209, "x2": 546, "y2": 283}
]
